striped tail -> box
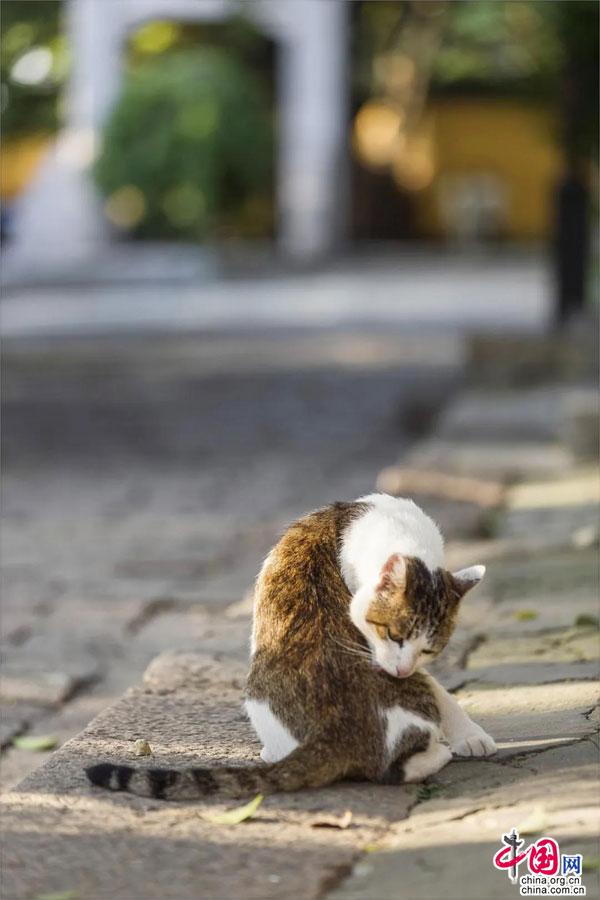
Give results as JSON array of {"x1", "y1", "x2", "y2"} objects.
[{"x1": 86, "y1": 735, "x2": 351, "y2": 801}]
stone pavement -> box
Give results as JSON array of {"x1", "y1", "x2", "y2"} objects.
[{"x1": 1, "y1": 331, "x2": 599, "y2": 899}]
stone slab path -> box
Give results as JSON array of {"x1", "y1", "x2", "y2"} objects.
[
  {"x1": 2, "y1": 527, "x2": 598, "y2": 900},
  {"x1": 2, "y1": 333, "x2": 598, "y2": 899}
]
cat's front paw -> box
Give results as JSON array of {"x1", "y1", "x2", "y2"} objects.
[{"x1": 450, "y1": 725, "x2": 496, "y2": 758}]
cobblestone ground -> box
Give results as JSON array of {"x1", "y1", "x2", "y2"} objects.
[{"x1": 2, "y1": 326, "x2": 598, "y2": 900}]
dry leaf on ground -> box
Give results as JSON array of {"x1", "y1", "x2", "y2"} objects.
[
  {"x1": 133, "y1": 739, "x2": 152, "y2": 756},
  {"x1": 310, "y1": 810, "x2": 353, "y2": 829}
]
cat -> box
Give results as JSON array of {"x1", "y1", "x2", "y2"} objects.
[{"x1": 86, "y1": 493, "x2": 496, "y2": 800}]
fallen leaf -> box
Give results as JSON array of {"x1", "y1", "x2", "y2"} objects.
[
  {"x1": 364, "y1": 842, "x2": 384, "y2": 853},
  {"x1": 513, "y1": 609, "x2": 538, "y2": 622},
  {"x1": 574, "y1": 614, "x2": 600, "y2": 629},
  {"x1": 311, "y1": 809, "x2": 353, "y2": 830},
  {"x1": 35, "y1": 892, "x2": 78, "y2": 900},
  {"x1": 133, "y1": 739, "x2": 152, "y2": 756},
  {"x1": 13, "y1": 735, "x2": 58, "y2": 752},
  {"x1": 582, "y1": 856, "x2": 600, "y2": 872},
  {"x1": 202, "y1": 793, "x2": 263, "y2": 825}
]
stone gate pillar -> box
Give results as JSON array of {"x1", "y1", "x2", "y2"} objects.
[
  {"x1": 258, "y1": 0, "x2": 349, "y2": 260},
  {"x1": 5, "y1": 0, "x2": 125, "y2": 272},
  {"x1": 7, "y1": 0, "x2": 349, "y2": 275}
]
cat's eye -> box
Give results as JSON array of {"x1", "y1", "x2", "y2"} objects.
[
  {"x1": 422, "y1": 649, "x2": 435, "y2": 655},
  {"x1": 367, "y1": 620, "x2": 388, "y2": 640},
  {"x1": 387, "y1": 630, "x2": 404, "y2": 646}
]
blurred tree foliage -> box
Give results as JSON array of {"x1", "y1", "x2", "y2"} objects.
[
  {"x1": 354, "y1": 0, "x2": 598, "y2": 156},
  {"x1": 433, "y1": 1, "x2": 561, "y2": 95},
  {"x1": 94, "y1": 48, "x2": 273, "y2": 240},
  {"x1": 1, "y1": 0, "x2": 67, "y2": 136},
  {"x1": 549, "y1": 0, "x2": 599, "y2": 160},
  {"x1": 3, "y1": 0, "x2": 596, "y2": 241},
  {"x1": 354, "y1": 1, "x2": 556, "y2": 101},
  {"x1": 2, "y1": 4, "x2": 275, "y2": 238}
]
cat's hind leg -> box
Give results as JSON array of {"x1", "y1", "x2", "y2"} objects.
[
  {"x1": 246, "y1": 699, "x2": 300, "y2": 763},
  {"x1": 381, "y1": 710, "x2": 451, "y2": 784}
]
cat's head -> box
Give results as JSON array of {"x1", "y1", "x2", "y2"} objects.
[{"x1": 352, "y1": 553, "x2": 485, "y2": 678}]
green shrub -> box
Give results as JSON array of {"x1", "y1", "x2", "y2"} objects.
[{"x1": 93, "y1": 49, "x2": 273, "y2": 240}]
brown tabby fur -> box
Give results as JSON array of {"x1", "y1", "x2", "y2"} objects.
[{"x1": 86, "y1": 501, "x2": 470, "y2": 800}]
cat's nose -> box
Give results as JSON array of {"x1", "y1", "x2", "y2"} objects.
[{"x1": 395, "y1": 665, "x2": 412, "y2": 678}]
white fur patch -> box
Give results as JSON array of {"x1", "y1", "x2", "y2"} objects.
[
  {"x1": 383, "y1": 706, "x2": 439, "y2": 760},
  {"x1": 246, "y1": 699, "x2": 299, "y2": 763},
  {"x1": 340, "y1": 493, "x2": 445, "y2": 593}
]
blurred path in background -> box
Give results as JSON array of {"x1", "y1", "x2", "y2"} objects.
[{"x1": 1, "y1": 250, "x2": 550, "y2": 336}]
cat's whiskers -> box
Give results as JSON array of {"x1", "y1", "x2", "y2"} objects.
[
  {"x1": 330, "y1": 634, "x2": 364, "y2": 648},
  {"x1": 333, "y1": 644, "x2": 371, "y2": 658},
  {"x1": 333, "y1": 647, "x2": 374, "y2": 663},
  {"x1": 330, "y1": 635, "x2": 374, "y2": 662},
  {"x1": 331, "y1": 634, "x2": 369, "y2": 652}
]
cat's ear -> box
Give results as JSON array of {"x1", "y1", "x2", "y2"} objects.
[
  {"x1": 452, "y1": 565, "x2": 486, "y2": 599},
  {"x1": 378, "y1": 553, "x2": 407, "y2": 591}
]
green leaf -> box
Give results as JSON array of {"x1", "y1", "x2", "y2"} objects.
[
  {"x1": 364, "y1": 842, "x2": 384, "y2": 853},
  {"x1": 513, "y1": 609, "x2": 538, "y2": 621},
  {"x1": 35, "y1": 892, "x2": 78, "y2": 900},
  {"x1": 582, "y1": 856, "x2": 600, "y2": 873},
  {"x1": 13, "y1": 735, "x2": 58, "y2": 752},
  {"x1": 202, "y1": 793, "x2": 263, "y2": 825},
  {"x1": 417, "y1": 783, "x2": 444, "y2": 801}
]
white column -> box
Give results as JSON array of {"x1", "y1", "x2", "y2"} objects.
[
  {"x1": 274, "y1": 0, "x2": 349, "y2": 260},
  {"x1": 67, "y1": 0, "x2": 124, "y2": 131},
  {"x1": 8, "y1": 0, "x2": 126, "y2": 269}
]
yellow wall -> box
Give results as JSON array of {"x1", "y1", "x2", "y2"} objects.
[
  {"x1": 416, "y1": 99, "x2": 562, "y2": 240},
  {"x1": 1, "y1": 135, "x2": 51, "y2": 201},
  {"x1": 3, "y1": 101, "x2": 562, "y2": 241}
]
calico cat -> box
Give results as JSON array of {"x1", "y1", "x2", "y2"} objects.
[{"x1": 87, "y1": 493, "x2": 496, "y2": 800}]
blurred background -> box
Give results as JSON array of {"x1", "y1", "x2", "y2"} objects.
[
  {"x1": 0, "y1": 0, "x2": 598, "y2": 785},
  {"x1": 1, "y1": 1, "x2": 598, "y2": 287}
]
